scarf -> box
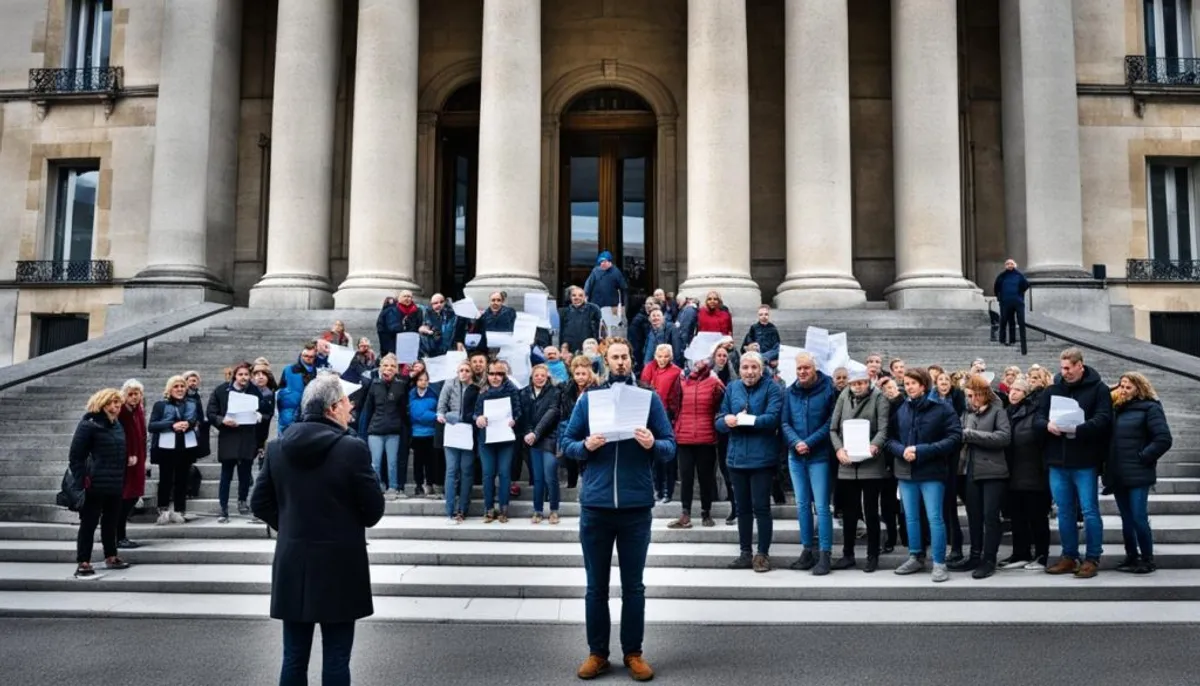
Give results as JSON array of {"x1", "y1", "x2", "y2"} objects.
[{"x1": 397, "y1": 301, "x2": 419, "y2": 317}]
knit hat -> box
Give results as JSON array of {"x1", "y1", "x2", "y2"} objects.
[
  {"x1": 846, "y1": 360, "x2": 869, "y2": 383},
  {"x1": 596, "y1": 250, "x2": 614, "y2": 265}
]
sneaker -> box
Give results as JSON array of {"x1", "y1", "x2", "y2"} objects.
[
  {"x1": 811, "y1": 551, "x2": 832, "y2": 576},
  {"x1": 931, "y1": 563, "x2": 950, "y2": 583},
  {"x1": 661, "y1": 495, "x2": 672, "y2": 505},
  {"x1": 532, "y1": 513, "x2": 544, "y2": 525},
  {"x1": 384, "y1": 489, "x2": 399, "y2": 501},
  {"x1": 395, "y1": 490, "x2": 410, "y2": 500},
  {"x1": 1045, "y1": 557, "x2": 1079, "y2": 575},
  {"x1": 752, "y1": 554, "x2": 772, "y2": 573},
  {"x1": 168, "y1": 511, "x2": 185, "y2": 525},
  {"x1": 1133, "y1": 558, "x2": 1156, "y2": 575},
  {"x1": 414, "y1": 485, "x2": 426, "y2": 498},
  {"x1": 894, "y1": 556, "x2": 925, "y2": 575},
  {"x1": 831, "y1": 555, "x2": 857, "y2": 571},
  {"x1": 1114, "y1": 555, "x2": 1140, "y2": 573},
  {"x1": 701, "y1": 513, "x2": 715, "y2": 527},
  {"x1": 156, "y1": 510, "x2": 170, "y2": 526},
  {"x1": 425, "y1": 487, "x2": 440, "y2": 501},
  {"x1": 237, "y1": 500, "x2": 250, "y2": 516},
  {"x1": 453, "y1": 512, "x2": 465, "y2": 524},
  {"x1": 864, "y1": 556, "x2": 879, "y2": 573},
  {"x1": 483, "y1": 510, "x2": 497, "y2": 524},
  {"x1": 217, "y1": 513, "x2": 230, "y2": 524},
  {"x1": 104, "y1": 557, "x2": 131, "y2": 570},
  {"x1": 623, "y1": 652, "x2": 655, "y2": 682},
  {"x1": 971, "y1": 560, "x2": 996, "y2": 579},
  {"x1": 549, "y1": 512, "x2": 559, "y2": 525},
  {"x1": 116, "y1": 539, "x2": 141, "y2": 550},
  {"x1": 498, "y1": 510, "x2": 509, "y2": 524},
  {"x1": 727, "y1": 554, "x2": 753, "y2": 570},
  {"x1": 576, "y1": 654, "x2": 611, "y2": 680},
  {"x1": 789, "y1": 549, "x2": 816, "y2": 571},
  {"x1": 448, "y1": 516, "x2": 459, "y2": 525},
  {"x1": 947, "y1": 555, "x2": 980, "y2": 572},
  {"x1": 1074, "y1": 559, "x2": 1099, "y2": 579},
  {"x1": 999, "y1": 556, "x2": 1031, "y2": 570},
  {"x1": 74, "y1": 562, "x2": 95, "y2": 578},
  {"x1": 1023, "y1": 556, "x2": 1047, "y2": 571}
]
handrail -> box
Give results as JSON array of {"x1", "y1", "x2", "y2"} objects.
[{"x1": 0, "y1": 303, "x2": 233, "y2": 393}]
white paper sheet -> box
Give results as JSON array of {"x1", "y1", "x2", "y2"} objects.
[
  {"x1": 465, "y1": 333, "x2": 482, "y2": 348},
  {"x1": 485, "y1": 331, "x2": 516, "y2": 348},
  {"x1": 339, "y1": 379, "x2": 362, "y2": 399},
  {"x1": 394, "y1": 333, "x2": 421, "y2": 364},
  {"x1": 843, "y1": 418, "x2": 872, "y2": 461},
  {"x1": 444, "y1": 422, "x2": 474, "y2": 450},
  {"x1": 736, "y1": 412, "x2": 756, "y2": 427},
  {"x1": 226, "y1": 412, "x2": 257, "y2": 425},
  {"x1": 545, "y1": 298, "x2": 558, "y2": 330},
  {"x1": 821, "y1": 332, "x2": 850, "y2": 375},
  {"x1": 524, "y1": 292, "x2": 548, "y2": 319},
  {"x1": 227, "y1": 392, "x2": 259, "y2": 415},
  {"x1": 327, "y1": 344, "x2": 355, "y2": 374},
  {"x1": 587, "y1": 384, "x2": 652, "y2": 442},
  {"x1": 981, "y1": 371, "x2": 996, "y2": 384},
  {"x1": 425, "y1": 351, "x2": 467, "y2": 383},
  {"x1": 184, "y1": 430, "x2": 197, "y2": 449},
  {"x1": 452, "y1": 297, "x2": 480, "y2": 320},
  {"x1": 156, "y1": 432, "x2": 175, "y2": 450},
  {"x1": 804, "y1": 326, "x2": 831, "y2": 359},
  {"x1": 513, "y1": 312, "x2": 539, "y2": 345},
  {"x1": 600, "y1": 306, "x2": 624, "y2": 330},
  {"x1": 684, "y1": 332, "x2": 726, "y2": 362},
  {"x1": 776, "y1": 345, "x2": 808, "y2": 386},
  {"x1": 483, "y1": 398, "x2": 515, "y2": 443},
  {"x1": 1049, "y1": 395, "x2": 1085, "y2": 431},
  {"x1": 497, "y1": 345, "x2": 531, "y2": 389}
]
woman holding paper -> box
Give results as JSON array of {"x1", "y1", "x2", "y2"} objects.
[
  {"x1": 473, "y1": 360, "x2": 523, "y2": 524},
  {"x1": 829, "y1": 366, "x2": 890, "y2": 573},
  {"x1": 953, "y1": 375, "x2": 1012, "y2": 579},
  {"x1": 1107, "y1": 372, "x2": 1173, "y2": 574},
  {"x1": 438, "y1": 361, "x2": 480, "y2": 522},
  {"x1": 520, "y1": 364, "x2": 562, "y2": 524},
  {"x1": 148, "y1": 375, "x2": 199, "y2": 525},
  {"x1": 207, "y1": 362, "x2": 263, "y2": 523}
]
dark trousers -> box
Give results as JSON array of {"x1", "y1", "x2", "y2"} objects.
[
  {"x1": 218, "y1": 459, "x2": 253, "y2": 511},
  {"x1": 510, "y1": 443, "x2": 532, "y2": 484},
  {"x1": 117, "y1": 497, "x2": 137, "y2": 541},
  {"x1": 839, "y1": 478, "x2": 884, "y2": 558},
  {"x1": 881, "y1": 476, "x2": 900, "y2": 546},
  {"x1": 999, "y1": 300, "x2": 1028, "y2": 355},
  {"x1": 677, "y1": 444, "x2": 717, "y2": 515},
  {"x1": 717, "y1": 435, "x2": 736, "y2": 514},
  {"x1": 411, "y1": 436, "x2": 439, "y2": 487},
  {"x1": 965, "y1": 478, "x2": 1008, "y2": 562},
  {"x1": 580, "y1": 506, "x2": 652, "y2": 659},
  {"x1": 1010, "y1": 489, "x2": 1051, "y2": 561},
  {"x1": 76, "y1": 491, "x2": 121, "y2": 563},
  {"x1": 565, "y1": 455, "x2": 579, "y2": 489},
  {"x1": 730, "y1": 466, "x2": 775, "y2": 556},
  {"x1": 156, "y1": 454, "x2": 190, "y2": 513},
  {"x1": 653, "y1": 457, "x2": 677, "y2": 501},
  {"x1": 280, "y1": 620, "x2": 356, "y2": 686}
]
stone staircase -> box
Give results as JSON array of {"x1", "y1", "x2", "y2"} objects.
[{"x1": 1, "y1": 307, "x2": 1198, "y2": 622}]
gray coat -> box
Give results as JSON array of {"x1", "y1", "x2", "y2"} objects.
[
  {"x1": 961, "y1": 397, "x2": 1012, "y2": 481},
  {"x1": 830, "y1": 386, "x2": 891, "y2": 480}
]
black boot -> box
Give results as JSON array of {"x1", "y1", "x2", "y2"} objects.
[
  {"x1": 1115, "y1": 554, "x2": 1140, "y2": 573},
  {"x1": 812, "y1": 551, "x2": 832, "y2": 576},
  {"x1": 831, "y1": 555, "x2": 856, "y2": 571},
  {"x1": 971, "y1": 559, "x2": 996, "y2": 579},
  {"x1": 790, "y1": 548, "x2": 816, "y2": 571},
  {"x1": 1133, "y1": 556, "x2": 1156, "y2": 575},
  {"x1": 946, "y1": 550, "x2": 965, "y2": 565},
  {"x1": 864, "y1": 556, "x2": 879, "y2": 573},
  {"x1": 947, "y1": 552, "x2": 980, "y2": 572}
]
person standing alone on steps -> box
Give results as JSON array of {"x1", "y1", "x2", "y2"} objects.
[{"x1": 994, "y1": 258, "x2": 1030, "y2": 355}]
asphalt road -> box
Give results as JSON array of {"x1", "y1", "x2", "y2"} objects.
[{"x1": 3, "y1": 618, "x2": 1196, "y2": 685}]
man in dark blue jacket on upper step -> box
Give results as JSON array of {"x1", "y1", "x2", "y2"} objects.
[{"x1": 994, "y1": 258, "x2": 1030, "y2": 355}]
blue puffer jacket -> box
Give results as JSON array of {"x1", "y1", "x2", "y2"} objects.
[
  {"x1": 886, "y1": 395, "x2": 963, "y2": 482},
  {"x1": 562, "y1": 376, "x2": 677, "y2": 509},
  {"x1": 781, "y1": 372, "x2": 837, "y2": 463},
  {"x1": 742, "y1": 322, "x2": 781, "y2": 362},
  {"x1": 408, "y1": 386, "x2": 439, "y2": 438},
  {"x1": 714, "y1": 377, "x2": 783, "y2": 470},
  {"x1": 277, "y1": 358, "x2": 317, "y2": 434},
  {"x1": 583, "y1": 263, "x2": 628, "y2": 309}
]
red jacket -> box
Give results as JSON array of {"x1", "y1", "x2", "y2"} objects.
[
  {"x1": 118, "y1": 403, "x2": 147, "y2": 500},
  {"x1": 674, "y1": 373, "x2": 725, "y2": 445},
  {"x1": 697, "y1": 306, "x2": 733, "y2": 336},
  {"x1": 640, "y1": 362, "x2": 682, "y2": 421}
]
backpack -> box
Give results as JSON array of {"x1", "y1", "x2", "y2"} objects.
[{"x1": 187, "y1": 464, "x2": 202, "y2": 498}]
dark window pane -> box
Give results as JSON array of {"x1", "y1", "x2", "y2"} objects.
[
  {"x1": 569, "y1": 157, "x2": 600, "y2": 268},
  {"x1": 1176, "y1": 165, "x2": 1193, "y2": 261},
  {"x1": 1149, "y1": 164, "x2": 1171, "y2": 260}
]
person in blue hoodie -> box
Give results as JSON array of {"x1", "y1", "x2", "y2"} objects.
[
  {"x1": 715, "y1": 351, "x2": 784, "y2": 574},
  {"x1": 562, "y1": 338, "x2": 675, "y2": 682},
  {"x1": 993, "y1": 258, "x2": 1031, "y2": 355},
  {"x1": 583, "y1": 250, "x2": 629, "y2": 319},
  {"x1": 780, "y1": 351, "x2": 838, "y2": 575},
  {"x1": 277, "y1": 343, "x2": 319, "y2": 436},
  {"x1": 472, "y1": 359, "x2": 523, "y2": 522}
]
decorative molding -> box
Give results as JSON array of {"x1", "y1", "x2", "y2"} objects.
[
  {"x1": 416, "y1": 58, "x2": 481, "y2": 112},
  {"x1": 543, "y1": 59, "x2": 679, "y2": 118}
]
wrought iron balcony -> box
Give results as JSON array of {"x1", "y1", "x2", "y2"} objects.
[
  {"x1": 15, "y1": 260, "x2": 114, "y2": 285},
  {"x1": 1125, "y1": 55, "x2": 1200, "y2": 86},
  {"x1": 29, "y1": 66, "x2": 123, "y2": 95},
  {"x1": 1126, "y1": 258, "x2": 1200, "y2": 282}
]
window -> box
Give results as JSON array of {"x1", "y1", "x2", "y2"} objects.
[
  {"x1": 47, "y1": 164, "x2": 100, "y2": 264},
  {"x1": 64, "y1": 0, "x2": 112, "y2": 88},
  {"x1": 1147, "y1": 159, "x2": 1198, "y2": 262},
  {"x1": 1146, "y1": 0, "x2": 1197, "y2": 60},
  {"x1": 32, "y1": 314, "x2": 89, "y2": 357}
]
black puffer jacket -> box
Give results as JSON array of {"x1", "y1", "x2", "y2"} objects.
[
  {"x1": 68, "y1": 412, "x2": 127, "y2": 497},
  {"x1": 1006, "y1": 392, "x2": 1047, "y2": 491},
  {"x1": 519, "y1": 383, "x2": 562, "y2": 452},
  {"x1": 1105, "y1": 398, "x2": 1172, "y2": 489},
  {"x1": 1033, "y1": 366, "x2": 1113, "y2": 469},
  {"x1": 359, "y1": 376, "x2": 409, "y2": 437}
]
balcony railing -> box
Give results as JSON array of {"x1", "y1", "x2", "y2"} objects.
[
  {"x1": 15, "y1": 260, "x2": 114, "y2": 285},
  {"x1": 1125, "y1": 55, "x2": 1200, "y2": 86},
  {"x1": 1126, "y1": 258, "x2": 1200, "y2": 282},
  {"x1": 29, "y1": 66, "x2": 123, "y2": 95}
]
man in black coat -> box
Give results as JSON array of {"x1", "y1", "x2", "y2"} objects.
[
  {"x1": 558, "y1": 285, "x2": 602, "y2": 355},
  {"x1": 993, "y1": 258, "x2": 1031, "y2": 355},
  {"x1": 251, "y1": 372, "x2": 385, "y2": 684}
]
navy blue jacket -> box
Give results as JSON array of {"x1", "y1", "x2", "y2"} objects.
[
  {"x1": 478, "y1": 306, "x2": 518, "y2": 350},
  {"x1": 781, "y1": 372, "x2": 837, "y2": 463},
  {"x1": 472, "y1": 379, "x2": 524, "y2": 439},
  {"x1": 886, "y1": 395, "x2": 963, "y2": 482},
  {"x1": 742, "y1": 322, "x2": 782, "y2": 363},
  {"x1": 675, "y1": 304, "x2": 699, "y2": 345},
  {"x1": 628, "y1": 311, "x2": 653, "y2": 368},
  {"x1": 715, "y1": 377, "x2": 784, "y2": 470},
  {"x1": 562, "y1": 376, "x2": 677, "y2": 509},
  {"x1": 1105, "y1": 398, "x2": 1172, "y2": 489},
  {"x1": 583, "y1": 265, "x2": 628, "y2": 309},
  {"x1": 643, "y1": 325, "x2": 685, "y2": 368},
  {"x1": 993, "y1": 269, "x2": 1030, "y2": 305},
  {"x1": 68, "y1": 412, "x2": 127, "y2": 497},
  {"x1": 558, "y1": 303, "x2": 602, "y2": 354}
]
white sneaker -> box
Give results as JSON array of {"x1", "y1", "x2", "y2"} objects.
[
  {"x1": 156, "y1": 511, "x2": 170, "y2": 526},
  {"x1": 931, "y1": 563, "x2": 950, "y2": 583},
  {"x1": 1023, "y1": 557, "x2": 1047, "y2": 571},
  {"x1": 168, "y1": 511, "x2": 185, "y2": 524},
  {"x1": 384, "y1": 489, "x2": 399, "y2": 501}
]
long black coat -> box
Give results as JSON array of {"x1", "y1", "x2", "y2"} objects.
[
  {"x1": 206, "y1": 382, "x2": 262, "y2": 463},
  {"x1": 1105, "y1": 398, "x2": 1173, "y2": 490},
  {"x1": 68, "y1": 412, "x2": 127, "y2": 497},
  {"x1": 1006, "y1": 393, "x2": 1047, "y2": 492},
  {"x1": 250, "y1": 418, "x2": 385, "y2": 623}
]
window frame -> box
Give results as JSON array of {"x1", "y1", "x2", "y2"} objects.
[
  {"x1": 63, "y1": 0, "x2": 112, "y2": 71},
  {"x1": 45, "y1": 162, "x2": 101, "y2": 264},
  {"x1": 1146, "y1": 0, "x2": 1198, "y2": 60},
  {"x1": 1146, "y1": 157, "x2": 1200, "y2": 263}
]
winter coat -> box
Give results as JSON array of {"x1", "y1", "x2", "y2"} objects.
[
  {"x1": 557, "y1": 382, "x2": 592, "y2": 453},
  {"x1": 1105, "y1": 398, "x2": 1173, "y2": 489},
  {"x1": 742, "y1": 322, "x2": 781, "y2": 362},
  {"x1": 277, "y1": 358, "x2": 318, "y2": 434},
  {"x1": 185, "y1": 388, "x2": 211, "y2": 460},
  {"x1": 885, "y1": 395, "x2": 963, "y2": 482},
  {"x1": 640, "y1": 362, "x2": 683, "y2": 422},
  {"x1": 675, "y1": 304, "x2": 699, "y2": 345},
  {"x1": 1006, "y1": 394, "x2": 1047, "y2": 491},
  {"x1": 559, "y1": 303, "x2": 602, "y2": 354},
  {"x1": 781, "y1": 372, "x2": 838, "y2": 465},
  {"x1": 376, "y1": 302, "x2": 401, "y2": 356},
  {"x1": 994, "y1": 268, "x2": 1031, "y2": 305},
  {"x1": 674, "y1": 373, "x2": 725, "y2": 445},
  {"x1": 359, "y1": 376, "x2": 409, "y2": 437},
  {"x1": 643, "y1": 325, "x2": 685, "y2": 369},
  {"x1": 715, "y1": 377, "x2": 784, "y2": 470},
  {"x1": 472, "y1": 379, "x2": 523, "y2": 440},
  {"x1": 68, "y1": 412, "x2": 127, "y2": 497},
  {"x1": 583, "y1": 264, "x2": 628, "y2": 309},
  {"x1": 437, "y1": 377, "x2": 475, "y2": 424},
  {"x1": 420, "y1": 307, "x2": 458, "y2": 357},
  {"x1": 830, "y1": 386, "x2": 891, "y2": 480},
  {"x1": 561, "y1": 376, "x2": 677, "y2": 508},
  {"x1": 1033, "y1": 365, "x2": 1113, "y2": 470},
  {"x1": 207, "y1": 382, "x2": 262, "y2": 463},
  {"x1": 250, "y1": 418, "x2": 385, "y2": 623},
  {"x1": 479, "y1": 305, "x2": 517, "y2": 335},
  {"x1": 932, "y1": 387, "x2": 967, "y2": 417},
  {"x1": 255, "y1": 385, "x2": 277, "y2": 450},
  {"x1": 148, "y1": 398, "x2": 199, "y2": 465},
  {"x1": 408, "y1": 387, "x2": 439, "y2": 439},
  {"x1": 519, "y1": 383, "x2": 562, "y2": 453},
  {"x1": 118, "y1": 403, "x2": 147, "y2": 500},
  {"x1": 961, "y1": 397, "x2": 1012, "y2": 481},
  {"x1": 628, "y1": 311, "x2": 653, "y2": 369},
  {"x1": 697, "y1": 306, "x2": 733, "y2": 336}
]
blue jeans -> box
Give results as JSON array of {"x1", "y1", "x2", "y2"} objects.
[
  {"x1": 367, "y1": 434, "x2": 404, "y2": 491},
  {"x1": 279, "y1": 620, "x2": 355, "y2": 686},
  {"x1": 580, "y1": 506, "x2": 653, "y2": 659},
  {"x1": 443, "y1": 447, "x2": 474, "y2": 518},
  {"x1": 218, "y1": 459, "x2": 253, "y2": 512},
  {"x1": 530, "y1": 447, "x2": 560, "y2": 514},
  {"x1": 479, "y1": 442, "x2": 514, "y2": 511},
  {"x1": 899, "y1": 479, "x2": 946, "y2": 564},
  {"x1": 1113, "y1": 486, "x2": 1153, "y2": 560},
  {"x1": 1048, "y1": 466, "x2": 1103, "y2": 561},
  {"x1": 788, "y1": 457, "x2": 833, "y2": 552}
]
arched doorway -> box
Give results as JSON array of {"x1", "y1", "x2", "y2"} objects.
[
  {"x1": 436, "y1": 82, "x2": 479, "y2": 297},
  {"x1": 558, "y1": 88, "x2": 656, "y2": 305}
]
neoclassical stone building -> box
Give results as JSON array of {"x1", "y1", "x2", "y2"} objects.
[{"x1": 1, "y1": 0, "x2": 1199, "y2": 363}]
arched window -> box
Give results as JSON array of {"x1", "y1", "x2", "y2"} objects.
[{"x1": 566, "y1": 88, "x2": 652, "y2": 113}]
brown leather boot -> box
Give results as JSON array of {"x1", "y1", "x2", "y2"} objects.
[
  {"x1": 1074, "y1": 559, "x2": 1099, "y2": 579},
  {"x1": 577, "y1": 654, "x2": 610, "y2": 680},
  {"x1": 624, "y1": 652, "x2": 655, "y2": 681},
  {"x1": 1045, "y1": 557, "x2": 1079, "y2": 575}
]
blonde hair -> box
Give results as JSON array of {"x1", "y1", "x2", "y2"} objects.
[
  {"x1": 162, "y1": 375, "x2": 188, "y2": 399},
  {"x1": 964, "y1": 374, "x2": 996, "y2": 405},
  {"x1": 86, "y1": 388, "x2": 122, "y2": 414},
  {"x1": 1119, "y1": 372, "x2": 1158, "y2": 401},
  {"x1": 569, "y1": 355, "x2": 598, "y2": 385},
  {"x1": 1060, "y1": 347, "x2": 1084, "y2": 365}
]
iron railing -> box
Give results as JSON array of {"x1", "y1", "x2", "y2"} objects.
[
  {"x1": 28, "y1": 66, "x2": 123, "y2": 94},
  {"x1": 1126, "y1": 258, "x2": 1200, "y2": 282},
  {"x1": 1125, "y1": 55, "x2": 1200, "y2": 86},
  {"x1": 15, "y1": 260, "x2": 114, "y2": 284}
]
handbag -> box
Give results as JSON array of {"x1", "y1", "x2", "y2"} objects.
[{"x1": 56, "y1": 465, "x2": 87, "y2": 512}]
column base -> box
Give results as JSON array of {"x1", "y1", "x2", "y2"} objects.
[
  {"x1": 678, "y1": 274, "x2": 763, "y2": 311},
  {"x1": 333, "y1": 274, "x2": 422, "y2": 309},
  {"x1": 884, "y1": 274, "x2": 985, "y2": 310},
  {"x1": 248, "y1": 273, "x2": 334, "y2": 310},
  {"x1": 129, "y1": 264, "x2": 230, "y2": 291},
  {"x1": 463, "y1": 273, "x2": 547, "y2": 306},
  {"x1": 773, "y1": 275, "x2": 867, "y2": 309},
  {"x1": 1027, "y1": 277, "x2": 1110, "y2": 332}
]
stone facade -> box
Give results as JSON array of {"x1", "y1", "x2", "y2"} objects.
[{"x1": 0, "y1": 0, "x2": 1198, "y2": 362}]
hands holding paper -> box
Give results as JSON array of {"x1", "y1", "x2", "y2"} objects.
[
  {"x1": 633, "y1": 427, "x2": 655, "y2": 450},
  {"x1": 723, "y1": 414, "x2": 738, "y2": 428},
  {"x1": 836, "y1": 448, "x2": 851, "y2": 465},
  {"x1": 585, "y1": 434, "x2": 607, "y2": 451}
]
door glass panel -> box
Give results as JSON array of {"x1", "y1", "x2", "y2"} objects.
[
  {"x1": 569, "y1": 156, "x2": 600, "y2": 268},
  {"x1": 620, "y1": 156, "x2": 648, "y2": 303},
  {"x1": 452, "y1": 154, "x2": 470, "y2": 290}
]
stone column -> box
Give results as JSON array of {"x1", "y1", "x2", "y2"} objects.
[
  {"x1": 334, "y1": 0, "x2": 421, "y2": 308},
  {"x1": 248, "y1": 0, "x2": 341, "y2": 309},
  {"x1": 884, "y1": 0, "x2": 982, "y2": 309},
  {"x1": 133, "y1": 0, "x2": 240, "y2": 292},
  {"x1": 679, "y1": 0, "x2": 762, "y2": 310},
  {"x1": 463, "y1": 0, "x2": 546, "y2": 303},
  {"x1": 774, "y1": 0, "x2": 865, "y2": 309},
  {"x1": 998, "y1": 0, "x2": 1027, "y2": 268}
]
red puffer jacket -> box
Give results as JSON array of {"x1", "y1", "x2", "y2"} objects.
[
  {"x1": 674, "y1": 373, "x2": 725, "y2": 445},
  {"x1": 640, "y1": 362, "x2": 683, "y2": 421},
  {"x1": 697, "y1": 306, "x2": 733, "y2": 335}
]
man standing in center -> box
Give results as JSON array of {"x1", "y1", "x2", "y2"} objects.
[{"x1": 563, "y1": 338, "x2": 676, "y2": 682}]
